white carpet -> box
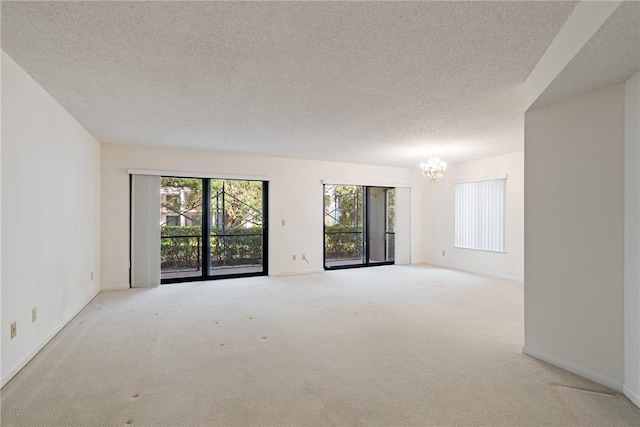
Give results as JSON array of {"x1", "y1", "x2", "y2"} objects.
[{"x1": 2, "y1": 265, "x2": 639, "y2": 426}]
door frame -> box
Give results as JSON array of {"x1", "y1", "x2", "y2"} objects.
[
  {"x1": 323, "y1": 184, "x2": 394, "y2": 270},
  {"x1": 150, "y1": 176, "x2": 268, "y2": 284}
]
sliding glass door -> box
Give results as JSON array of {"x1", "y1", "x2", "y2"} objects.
[
  {"x1": 209, "y1": 179, "x2": 265, "y2": 277},
  {"x1": 160, "y1": 178, "x2": 204, "y2": 281},
  {"x1": 324, "y1": 185, "x2": 365, "y2": 268},
  {"x1": 323, "y1": 185, "x2": 394, "y2": 269},
  {"x1": 367, "y1": 187, "x2": 395, "y2": 264},
  {"x1": 160, "y1": 177, "x2": 267, "y2": 283}
]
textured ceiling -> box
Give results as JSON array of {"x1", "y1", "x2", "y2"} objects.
[
  {"x1": 1, "y1": 1, "x2": 577, "y2": 166},
  {"x1": 532, "y1": 0, "x2": 640, "y2": 110}
]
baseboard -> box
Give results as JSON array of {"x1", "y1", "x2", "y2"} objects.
[
  {"x1": 623, "y1": 385, "x2": 640, "y2": 408},
  {"x1": 522, "y1": 346, "x2": 623, "y2": 392},
  {"x1": 424, "y1": 261, "x2": 524, "y2": 282},
  {"x1": 270, "y1": 269, "x2": 324, "y2": 277},
  {"x1": 100, "y1": 283, "x2": 130, "y2": 291},
  {"x1": 1, "y1": 289, "x2": 100, "y2": 389}
]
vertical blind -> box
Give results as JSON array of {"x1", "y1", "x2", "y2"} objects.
[
  {"x1": 131, "y1": 174, "x2": 161, "y2": 287},
  {"x1": 394, "y1": 187, "x2": 411, "y2": 265},
  {"x1": 454, "y1": 178, "x2": 505, "y2": 252}
]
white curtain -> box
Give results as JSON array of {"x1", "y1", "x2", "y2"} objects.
[
  {"x1": 131, "y1": 174, "x2": 161, "y2": 287},
  {"x1": 454, "y1": 179, "x2": 505, "y2": 252},
  {"x1": 394, "y1": 187, "x2": 411, "y2": 265}
]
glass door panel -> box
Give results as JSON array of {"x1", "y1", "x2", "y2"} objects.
[
  {"x1": 324, "y1": 185, "x2": 365, "y2": 268},
  {"x1": 367, "y1": 187, "x2": 387, "y2": 264},
  {"x1": 160, "y1": 178, "x2": 203, "y2": 281},
  {"x1": 386, "y1": 188, "x2": 395, "y2": 262},
  {"x1": 209, "y1": 179, "x2": 265, "y2": 276}
]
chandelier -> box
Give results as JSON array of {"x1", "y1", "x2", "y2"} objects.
[{"x1": 420, "y1": 155, "x2": 447, "y2": 183}]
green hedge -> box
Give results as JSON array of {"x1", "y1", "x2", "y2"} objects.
[
  {"x1": 161, "y1": 224, "x2": 371, "y2": 270},
  {"x1": 324, "y1": 224, "x2": 363, "y2": 260},
  {"x1": 161, "y1": 226, "x2": 263, "y2": 271}
]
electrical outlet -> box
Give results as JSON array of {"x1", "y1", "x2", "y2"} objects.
[
  {"x1": 292, "y1": 254, "x2": 296, "y2": 261},
  {"x1": 10, "y1": 322, "x2": 17, "y2": 339},
  {"x1": 442, "y1": 250, "x2": 446, "y2": 256},
  {"x1": 32, "y1": 307, "x2": 37, "y2": 323},
  {"x1": 281, "y1": 219, "x2": 286, "y2": 226}
]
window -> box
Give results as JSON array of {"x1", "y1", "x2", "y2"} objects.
[
  {"x1": 454, "y1": 178, "x2": 505, "y2": 252},
  {"x1": 166, "y1": 215, "x2": 179, "y2": 226},
  {"x1": 166, "y1": 194, "x2": 180, "y2": 206}
]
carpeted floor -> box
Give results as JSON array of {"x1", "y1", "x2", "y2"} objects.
[{"x1": 2, "y1": 265, "x2": 639, "y2": 426}]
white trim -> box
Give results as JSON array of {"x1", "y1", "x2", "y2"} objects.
[
  {"x1": 1, "y1": 289, "x2": 100, "y2": 388},
  {"x1": 321, "y1": 179, "x2": 412, "y2": 188},
  {"x1": 453, "y1": 174, "x2": 508, "y2": 184},
  {"x1": 424, "y1": 261, "x2": 523, "y2": 283},
  {"x1": 522, "y1": 346, "x2": 623, "y2": 392},
  {"x1": 128, "y1": 168, "x2": 271, "y2": 182},
  {"x1": 623, "y1": 385, "x2": 640, "y2": 408}
]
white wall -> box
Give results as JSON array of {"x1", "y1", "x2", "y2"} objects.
[
  {"x1": 1, "y1": 52, "x2": 101, "y2": 387},
  {"x1": 0, "y1": 51, "x2": 3, "y2": 384},
  {"x1": 624, "y1": 72, "x2": 640, "y2": 406},
  {"x1": 524, "y1": 83, "x2": 625, "y2": 390},
  {"x1": 422, "y1": 151, "x2": 524, "y2": 282},
  {"x1": 100, "y1": 144, "x2": 423, "y2": 289}
]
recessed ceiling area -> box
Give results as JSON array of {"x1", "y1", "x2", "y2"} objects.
[
  {"x1": 531, "y1": 0, "x2": 640, "y2": 110},
  {"x1": 1, "y1": 1, "x2": 578, "y2": 166}
]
